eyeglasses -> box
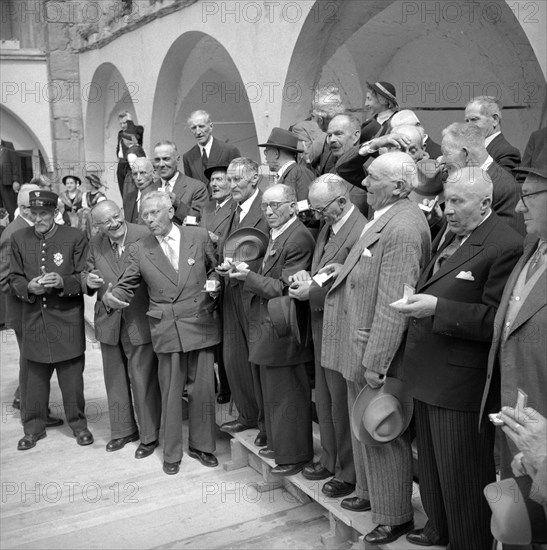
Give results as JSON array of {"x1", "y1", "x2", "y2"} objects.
[
  {"x1": 519, "y1": 189, "x2": 547, "y2": 209},
  {"x1": 141, "y1": 207, "x2": 169, "y2": 220},
  {"x1": 309, "y1": 196, "x2": 343, "y2": 215},
  {"x1": 94, "y1": 214, "x2": 124, "y2": 227},
  {"x1": 260, "y1": 201, "x2": 292, "y2": 212}
]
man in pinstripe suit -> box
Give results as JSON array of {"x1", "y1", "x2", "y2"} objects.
[{"x1": 320, "y1": 152, "x2": 431, "y2": 544}]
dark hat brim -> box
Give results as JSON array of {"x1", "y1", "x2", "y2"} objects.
[
  {"x1": 257, "y1": 141, "x2": 303, "y2": 153},
  {"x1": 62, "y1": 175, "x2": 82, "y2": 186},
  {"x1": 267, "y1": 296, "x2": 301, "y2": 344},
  {"x1": 204, "y1": 165, "x2": 229, "y2": 181},
  {"x1": 223, "y1": 227, "x2": 269, "y2": 263},
  {"x1": 367, "y1": 81, "x2": 398, "y2": 106}
]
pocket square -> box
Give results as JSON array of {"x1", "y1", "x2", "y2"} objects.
[
  {"x1": 456, "y1": 270, "x2": 475, "y2": 281},
  {"x1": 362, "y1": 248, "x2": 372, "y2": 258}
]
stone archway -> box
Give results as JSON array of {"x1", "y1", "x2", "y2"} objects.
[{"x1": 151, "y1": 31, "x2": 258, "y2": 162}]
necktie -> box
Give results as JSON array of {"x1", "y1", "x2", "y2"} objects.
[
  {"x1": 201, "y1": 148, "x2": 208, "y2": 170},
  {"x1": 525, "y1": 242, "x2": 547, "y2": 283},
  {"x1": 162, "y1": 236, "x2": 178, "y2": 272},
  {"x1": 262, "y1": 237, "x2": 275, "y2": 270},
  {"x1": 215, "y1": 203, "x2": 221, "y2": 214},
  {"x1": 233, "y1": 204, "x2": 243, "y2": 229},
  {"x1": 112, "y1": 242, "x2": 122, "y2": 258},
  {"x1": 433, "y1": 232, "x2": 462, "y2": 274}
]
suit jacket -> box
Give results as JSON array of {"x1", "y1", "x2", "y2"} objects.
[
  {"x1": 403, "y1": 213, "x2": 523, "y2": 411},
  {"x1": 488, "y1": 161, "x2": 525, "y2": 235},
  {"x1": 9, "y1": 224, "x2": 88, "y2": 363},
  {"x1": 245, "y1": 218, "x2": 315, "y2": 366},
  {"x1": 424, "y1": 136, "x2": 442, "y2": 160},
  {"x1": 480, "y1": 239, "x2": 547, "y2": 425},
  {"x1": 182, "y1": 138, "x2": 240, "y2": 184},
  {"x1": 278, "y1": 162, "x2": 314, "y2": 201},
  {"x1": 112, "y1": 225, "x2": 220, "y2": 354},
  {"x1": 0, "y1": 215, "x2": 30, "y2": 330},
  {"x1": 322, "y1": 199, "x2": 431, "y2": 383},
  {"x1": 308, "y1": 207, "x2": 367, "y2": 349},
  {"x1": 200, "y1": 198, "x2": 235, "y2": 258},
  {"x1": 84, "y1": 223, "x2": 152, "y2": 346},
  {"x1": 486, "y1": 133, "x2": 521, "y2": 176},
  {"x1": 123, "y1": 181, "x2": 161, "y2": 225},
  {"x1": 116, "y1": 123, "x2": 144, "y2": 160},
  {"x1": 167, "y1": 171, "x2": 209, "y2": 225}
]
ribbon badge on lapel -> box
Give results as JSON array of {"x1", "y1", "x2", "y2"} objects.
[
  {"x1": 53, "y1": 252, "x2": 63, "y2": 266},
  {"x1": 188, "y1": 258, "x2": 195, "y2": 266}
]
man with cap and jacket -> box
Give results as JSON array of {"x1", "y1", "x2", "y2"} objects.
[
  {"x1": 9, "y1": 190, "x2": 93, "y2": 450},
  {"x1": 360, "y1": 81, "x2": 399, "y2": 143},
  {"x1": 289, "y1": 173, "x2": 367, "y2": 497},
  {"x1": 259, "y1": 128, "x2": 315, "y2": 202}
]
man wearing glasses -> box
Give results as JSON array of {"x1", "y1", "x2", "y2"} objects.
[
  {"x1": 289, "y1": 174, "x2": 366, "y2": 497},
  {"x1": 103, "y1": 191, "x2": 221, "y2": 475},
  {"x1": 230, "y1": 184, "x2": 315, "y2": 476},
  {"x1": 84, "y1": 201, "x2": 161, "y2": 458}
]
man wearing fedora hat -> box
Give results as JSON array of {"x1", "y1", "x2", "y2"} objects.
[
  {"x1": 182, "y1": 111, "x2": 240, "y2": 185},
  {"x1": 360, "y1": 81, "x2": 399, "y2": 143},
  {"x1": 319, "y1": 152, "x2": 430, "y2": 544},
  {"x1": 259, "y1": 127, "x2": 314, "y2": 202},
  {"x1": 9, "y1": 190, "x2": 93, "y2": 450},
  {"x1": 289, "y1": 174, "x2": 367, "y2": 497}
]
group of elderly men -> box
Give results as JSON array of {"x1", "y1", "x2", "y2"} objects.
[{"x1": 2, "y1": 95, "x2": 545, "y2": 549}]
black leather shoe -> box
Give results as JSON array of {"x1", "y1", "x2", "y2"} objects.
[
  {"x1": 220, "y1": 420, "x2": 257, "y2": 433},
  {"x1": 322, "y1": 479, "x2": 355, "y2": 498},
  {"x1": 270, "y1": 461, "x2": 307, "y2": 476},
  {"x1": 12, "y1": 397, "x2": 21, "y2": 410},
  {"x1": 135, "y1": 440, "x2": 158, "y2": 459},
  {"x1": 340, "y1": 496, "x2": 371, "y2": 512},
  {"x1": 163, "y1": 461, "x2": 180, "y2": 475},
  {"x1": 254, "y1": 432, "x2": 267, "y2": 447},
  {"x1": 406, "y1": 528, "x2": 444, "y2": 547},
  {"x1": 17, "y1": 432, "x2": 46, "y2": 451},
  {"x1": 216, "y1": 393, "x2": 231, "y2": 404},
  {"x1": 364, "y1": 520, "x2": 414, "y2": 544},
  {"x1": 46, "y1": 415, "x2": 64, "y2": 428},
  {"x1": 75, "y1": 429, "x2": 94, "y2": 446},
  {"x1": 302, "y1": 461, "x2": 333, "y2": 480},
  {"x1": 188, "y1": 446, "x2": 218, "y2": 468},
  {"x1": 106, "y1": 432, "x2": 139, "y2": 452},
  {"x1": 258, "y1": 447, "x2": 275, "y2": 459}
]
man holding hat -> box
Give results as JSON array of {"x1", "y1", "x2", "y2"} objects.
[
  {"x1": 259, "y1": 127, "x2": 315, "y2": 201},
  {"x1": 9, "y1": 190, "x2": 93, "y2": 450},
  {"x1": 360, "y1": 81, "x2": 399, "y2": 143}
]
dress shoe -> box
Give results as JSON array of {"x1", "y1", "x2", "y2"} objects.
[
  {"x1": 364, "y1": 520, "x2": 414, "y2": 545},
  {"x1": 188, "y1": 446, "x2": 218, "y2": 468},
  {"x1": 270, "y1": 461, "x2": 307, "y2": 476},
  {"x1": 75, "y1": 429, "x2": 94, "y2": 446},
  {"x1": 258, "y1": 447, "x2": 275, "y2": 459},
  {"x1": 163, "y1": 461, "x2": 180, "y2": 475},
  {"x1": 322, "y1": 479, "x2": 355, "y2": 498},
  {"x1": 106, "y1": 432, "x2": 139, "y2": 452},
  {"x1": 216, "y1": 392, "x2": 231, "y2": 404},
  {"x1": 302, "y1": 461, "x2": 333, "y2": 480},
  {"x1": 17, "y1": 432, "x2": 46, "y2": 451},
  {"x1": 406, "y1": 528, "x2": 445, "y2": 547},
  {"x1": 135, "y1": 440, "x2": 158, "y2": 459},
  {"x1": 46, "y1": 415, "x2": 64, "y2": 428},
  {"x1": 12, "y1": 397, "x2": 21, "y2": 410},
  {"x1": 220, "y1": 420, "x2": 256, "y2": 433},
  {"x1": 254, "y1": 432, "x2": 267, "y2": 447},
  {"x1": 340, "y1": 496, "x2": 371, "y2": 512}
]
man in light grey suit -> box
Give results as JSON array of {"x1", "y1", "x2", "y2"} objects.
[
  {"x1": 319, "y1": 152, "x2": 431, "y2": 545},
  {"x1": 289, "y1": 174, "x2": 367, "y2": 498}
]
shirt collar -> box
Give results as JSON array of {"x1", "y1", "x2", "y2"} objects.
[
  {"x1": 109, "y1": 225, "x2": 128, "y2": 248},
  {"x1": 35, "y1": 222, "x2": 58, "y2": 240},
  {"x1": 156, "y1": 223, "x2": 180, "y2": 245},
  {"x1": 480, "y1": 155, "x2": 495, "y2": 171},
  {"x1": 271, "y1": 215, "x2": 297, "y2": 241},
  {"x1": 200, "y1": 137, "x2": 213, "y2": 156},
  {"x1": 377, "y1": 109, "x2": 395, "y2": 125},
  {"x1": 484, "y1": 131, "x2": 501, "y2": 148},
  {"x1": 239, "y1": 188, "x2": 259, "y2": 216},
  {"x1": 217, "y1": 197, "x2": 231, "y2": 209},
  {"x1": 277, "y1": 160, "x2": 296, "y2": 178},
  {"x1": 331, "y1": 205, "x2": 355, "y2": 235},
  {"x1": 18, "y1": 214, "x2": 34, "y2": 227},
  {"x1": 373, "y1": 203, "x2": 395, "y2": 220},
  {"x1": 161, "y1": 173, "x2": 178, "y2": 190}
]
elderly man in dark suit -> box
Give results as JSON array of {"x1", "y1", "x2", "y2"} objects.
[
  {"x1": 103, "y1": 191, "x2": 221, "y2": 475},
  {"x1": 230, "y1": 184, "x2": 315, "y2": 475},
  {"x1": 216, "y1": 158, "x2": 270, "y2": 445},
  {"x1": 153, "y1": 141, "x2": 208, "y2": 225},
  {"x1": 9, "y1": 190, "x2": 93, "y2": 450},
  {"x1": 289, "y1": 174, "x2": 366, "y2": 496},
  {"x1": 182, "y1": 110, "x2": 240, "y2": 185},
  {"x1": 396, "y1": 167, "x2": 522, "y2": 549},
  {"x1": 465, "y1": 96, "x2": 521, "y2": 176},
  {"x1": 319, "y1": 152, "x2": 431, "y2": 544},
  {"x1": 123, "y1": 157, "x2": 160, "y2": 224},
  {"x1": 85, "y1": 201, "x2": 161, "y2": 457},
  {"x1": 116, "y1": 111, "x2": 144, "y2": 196}
]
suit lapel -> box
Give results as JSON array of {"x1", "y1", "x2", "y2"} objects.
[
  {"x1": 261, "y1": 220, "x2": 298, "y2": 276},
  {"x1": 174, "y1": 226, "x2": 194, "y2": 298},
  {"x1": 145, "y1": 235, "x2": 178, "y2": 285},
  {"x1": 212, "y1": 200, "x2": 234, "y2": 233},
  {"x1": 99, "y1": 234, "x2": 121, "y2": 276}
]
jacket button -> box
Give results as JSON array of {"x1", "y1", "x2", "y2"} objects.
[
  {"x1": 412, "y1": 319, "x2": 417, "y2": 325},
  {"x1": 194, "y1": 298, "x2": 198, "y2": 302},
  {"x1": 42, "y1": 297, "x2": 46, "y2": 301}
]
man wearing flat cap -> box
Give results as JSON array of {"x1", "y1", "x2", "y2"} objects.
[
  {"x1": 9, "y1": 190, "x2": 93, "y2": 451},
  {"x1": 259, "y1": 128, "x2": 315, "y2": 202},
  {"x1": 360, "y1": 81, "x2": 399, "y2": 143}
]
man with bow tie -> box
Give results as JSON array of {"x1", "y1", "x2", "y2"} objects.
[
  {"x1": 395, "y1": 167, "x2": 523, "y2": 549},
  {"x1": 103, "y1": 191, "x2": 221, "y2": 476},
  {"x1": 288, "y1": 173, "x2": 366, "y2": 497},
  {"x1": 84, "y1": 201, "x2": 161, "y2": 458},
  {"x1": 230, "y1": 183, "x2": 315, "y2": 476}
]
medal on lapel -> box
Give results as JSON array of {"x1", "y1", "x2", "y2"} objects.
[{"x1": 188, "y1": 258, "x2": 195, "y2": 266}]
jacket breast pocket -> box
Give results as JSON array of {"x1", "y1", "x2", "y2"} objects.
[{"x1": 146, "y1": 309, "x2": 163, "y2": 320}]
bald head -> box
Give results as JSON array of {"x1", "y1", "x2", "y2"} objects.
[
  {"x1": 91, "y1": 200, "x2": 127, "y2": 240},
  {"x1": 390, "y1": 109, "x2": 421, "y2": 129},
  {"x1": 309, "y1": 174, "x2": 351, "y2": 225}
]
